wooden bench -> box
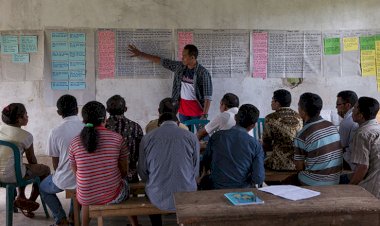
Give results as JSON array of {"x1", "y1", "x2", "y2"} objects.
[
  {"x1": 65, "y1": 189, "x2": 81, "y2": 226},
  {"x1": 265, "y1": 170, "x2": 298, "y2": 185},
  {"x1": 65, "y1": 182, "x2": 146, "y2": 226},
  {"x1": 89, "y1": 197, "x2": 175, "y2": 226},
  {"x1": 130, "y1": 181, "x2": 145, "y2": 197}
]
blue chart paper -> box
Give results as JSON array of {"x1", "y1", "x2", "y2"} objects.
[
  {"x1": 52, "y1": 51, "x2": 69, "y2": 61},
  {"x1": 69, "y1": 42, "x2": 85, "y2": 52},
  {"x1": 52, "y1": 81, "x2": 69, "y2": 90},
  {"x1": 52, "y1": 61, "x2": 69, "y2": 71},
  {"x1": 1, "y1": 36, "x2": 19, "y2": 54},
  {"x1": 51, "y1": 42, "x2": 68, "y2": 51},
  {"x1": 20, "y1": 36, "x2": 38, "y2": 53},
  {"x1": 12, "y1": 53, "x2": 30, "y2": 63},
  {"x1": 52, "y1": 71, "x2": 69, "y2": 81},
  {"x1": 69, "y1": 61, "x2": 85, "y2": 70},
  {"x1": 69, "y1": 51, "x2": 85, "y2": 61},
  {"x1": 69, "y1": 33, "x2": 86, "y2": 42},
  {"x1": 2, "y1": 35, "x2": 18, "y2": 45},
  {"x1": 51, "y1": 32, "x2": 68, "y2": 42},
  {"x1": 69, "y1": 81, "x2": 86, "y2": 90},
  {"x1": 70, "y1": 70, "x2": 85, "y2": 80},
  {"x1": 50, "y1": 31, "x2": 87, "y2": 91}
]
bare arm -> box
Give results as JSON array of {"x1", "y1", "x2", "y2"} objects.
[
  {"x1": 118, "y1": 158, "x2": 129, "y2": 178},
  {"x1": 52, "y1": 157, "x2": 59, "y2": 171},
  {"x1": 200, "y1": 99, "x2": 211, "y2": 119},
  {"x1": 71, "y1": 164, "x2": 77, "y2": 174},
  {"x1": 128, "y1": 44, "x2": 161, "y2": 64},
  {"x1": 196, "y1": 128, "x2": 209, "y2": 140},
  {"x1": 294, "y1": 160, "x2": 305, "y2": 171},
  {"x1": 349, "y1": 164, "x2": 368, "y2": 184},
  {"x1": 25, "y1": 144, "x2": 37, "y2": 164}
]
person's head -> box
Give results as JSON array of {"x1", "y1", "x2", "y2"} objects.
[
  {"x1": 271, "y1": 89, "x2": 291, "y2": 110},
  {"x1": 336, "y1": 90, "x2": 358, "y2": 118},
  {"x1": 158, "y1": 97, "x2": 178, "y2": 115},
  {"x1": 352, "y1": 97, "x2": 380, "y2": 124},
  {"x1": 2, "y1": 103, "x2": 28, "y2": 127},
  {"x1": 158, "y1": 112, "x2": 179, "y2": 126},
  {"x1": 106, "y1": 95, "x2": 127, "y2": 116},
  {"x1": 298, "y1": 92, "x2": 323, "y2": 121},
  {"x1": 220, "y1": 93, "x2": 239, "y2": 112},
  {"x1": 56, "y1": 94, "x2": 78, "y2": 118},
  {"x1": 182, "y1": 44, "x2": 198, "y2": 67},
  {"x1": 235, "y1": 104, "x2": 260, "y2": 131},
  {"x1": 80, "y1": 101, "x2": 106, "y2": 153}
]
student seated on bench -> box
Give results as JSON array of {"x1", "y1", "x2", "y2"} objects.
[
  {"x1": 200, "y1": 104, "x2": 265, "y2": 189},
  {"x1": 139, "y1": 111, "x2": 199, "y2": 226},
  {"x1": 196, "y1": 93, "x2": 239, "y2": 140},
  {"x1": 294, "y1": 93, "x2": 343, "y2": 186},
  {"x1": 349, "y1": 97, "x2": 380, "y2": 198},
  {"x1": 262, "y1": 89, "x2": 302, "y2": 171},
  {"x1": 40, "y1": 95, "x2": 83, "y2": 226},
  {"x1": 105, "y1": 95, "x2": 143, "y2": 183},
  {"x1": 68, "y1": 101, "x2": 138, "y2": 226},
  {"x1": 0, "y1": 103, "x2": 51, "y2": 218},
  {"x1": 145, "y1": 97, "x2": 188, "y2": 133}
]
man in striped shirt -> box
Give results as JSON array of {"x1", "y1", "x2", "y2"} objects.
[{"x1": 294, "y1": 93, "x2": 343, "y2": 186}]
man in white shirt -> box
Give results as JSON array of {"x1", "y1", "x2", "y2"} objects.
[
  {"x1": 39, "y1": 95, "x2": 84, "y2": 226},
  {"x1": 197, "y1": 93, "x2": 239, "y2": 140}
]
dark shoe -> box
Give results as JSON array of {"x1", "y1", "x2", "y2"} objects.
[
  {"x1": 20, "y1": 209, "x2": 35, "y2": 218},
  {"x1": 14, "y1": 198, "x2": 40, "y2": 212}
]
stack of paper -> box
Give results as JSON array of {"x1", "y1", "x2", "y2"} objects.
[{"x1": 258, "y1": 185, "x2": 320, "y2": 201}]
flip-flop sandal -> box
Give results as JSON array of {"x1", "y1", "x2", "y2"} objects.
[
  {"x1": 14, "y1": 199, "x2": 40, "y2": 212},
  {"x1": 20, "y1": 209, "x2": 35, "y2": 218}
]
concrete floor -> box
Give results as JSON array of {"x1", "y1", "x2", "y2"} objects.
[{"x1": 0, "y1": 185, "x2": 178, "y2": 226}]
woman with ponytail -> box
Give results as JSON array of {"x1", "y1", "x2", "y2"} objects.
[{"x1": 68, "y1": 101, "x2": 138, "y2": 226}]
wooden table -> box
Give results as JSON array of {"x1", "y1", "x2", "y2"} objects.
[{"x1": 174, "y1": 185, "x2": 380, "y2": 226}]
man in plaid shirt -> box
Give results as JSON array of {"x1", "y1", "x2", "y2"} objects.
[{"x1": 129, "y1": 44, "x2": 212, "y2": 122}]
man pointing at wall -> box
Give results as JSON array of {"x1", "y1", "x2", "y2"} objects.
[{"x1": 128, "y1": 44, "x2": 213, "y2": 122}]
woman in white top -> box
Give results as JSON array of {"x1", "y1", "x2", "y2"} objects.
[{"x1": 0, "y1": 103, "x2": 50, "y2": 218}]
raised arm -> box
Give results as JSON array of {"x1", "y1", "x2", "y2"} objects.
[{"x1": 128, "y1": 44, "x2": 161, "y2": 64}]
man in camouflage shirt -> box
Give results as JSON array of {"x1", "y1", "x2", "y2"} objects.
[{"x1": 262, "y1": 89, "x2": 303, "y2": 170}]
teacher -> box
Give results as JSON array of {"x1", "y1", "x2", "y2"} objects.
[{"x1": 128, "y1": 44, "x2": 212, "y2": 122}]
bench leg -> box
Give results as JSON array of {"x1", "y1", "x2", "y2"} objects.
[
  {"x1": 72, "y1": 197, "x2": 80, "y2": 226},
  {"x1": 97, "y1": 216, "x2": 104, "y2": 226},
  {"x1": 81, "y1": 205, "x2": 89, "y2": 226}
]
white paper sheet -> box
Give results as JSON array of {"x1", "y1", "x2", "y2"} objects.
[{"x1": 258, "y1": 185, "x2": 320, "y2": 201}]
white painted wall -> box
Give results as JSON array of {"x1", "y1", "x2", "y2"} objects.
[{"x1": 0, "y1": 0, "x2": 379, "y2": 155}]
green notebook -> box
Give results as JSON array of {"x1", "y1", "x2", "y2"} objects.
[{"x1": 224, "y1": 192, "x2": 264, "y2": 206}]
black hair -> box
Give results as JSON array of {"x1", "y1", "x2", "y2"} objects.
[
  {"x1": 158, "y1": 97, "x2": 178, "y2": 115},
  {"x1": 158, "y1": 112, "x2": 178, "y2": 126},
  {"x1": 106, "y1": 95, "x2": 126, "y2": 116},
  {"x1": 299, "y1": 92, "x2": 323, "y2": 118},
  {"x1": 235, "y1": 104, "x2": 260, "y2": 129},
  {"x1": 57, "y1": 94, "x2": 78, "y2": 117},
  {"x1": 184, "y1": 44, "x2": 198, "y2": 59},
  {"x1": 357, "y1": 97, "x2": 379, "y2": 121},
  {"x1": 2, "y1": 103, "x2": 26, "y2": 125},
  {"x1": 221, "y1": 93, "x2": 239, "y2": 108},
  {"x1": 80, "y1": 101, "x2": 106, "y2": 153},
  {"x1": 337, "y1": 90, "x2": 358, "y2": 106},
  {"x1": 273, "y1": 89, "x2": 292, "y2": 107}
]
